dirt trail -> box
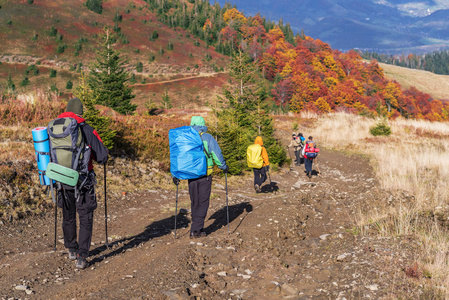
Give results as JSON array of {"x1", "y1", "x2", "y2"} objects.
[{"x1": 0, "y1": 149, "x2": 421, "y2": 299}]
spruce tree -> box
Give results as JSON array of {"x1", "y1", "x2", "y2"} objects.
[
  {"x1": 88, "y1": 29, "x2": 136, "y2": 115},
  {"x1": 86, "y1": 0, "x2": 102, "y2": 14},
  {"x1": 6, "y1": 74, "x2": 15, "y2": 92},
  {"x1": 212, "y1": 51, "x2": 286, "y2": 174},
  {"x1": 76, "y1": 72, "x2": 116, "y2": 150}
]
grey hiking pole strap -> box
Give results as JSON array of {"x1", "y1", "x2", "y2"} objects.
[
  {"x1": 174, "y1": 184, "x2": 178, "y2": 239},
  {"x1": 104, "y1": 163, "x2": 110, "y2": 248},
  {"x1": 225, "y1": 173, "x2": 229, "y2": 234},
  {"x1": 50, "y1": 181, "x2": 57, "y2": 251}
]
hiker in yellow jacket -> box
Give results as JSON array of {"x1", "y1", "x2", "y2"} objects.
[{"x1": 248, "y1": 136, "x2": 270, "y2": 193}]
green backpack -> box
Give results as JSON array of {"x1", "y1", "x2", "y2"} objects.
[{"x1": 47, "y1": 117, "x2": 90, "y2": 187}]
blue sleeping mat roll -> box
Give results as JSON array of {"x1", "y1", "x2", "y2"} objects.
[
  {"x1": 32, "y1": 127, "x2": 51, "y2": 185},
  {"x1": 169, "y1": 126, "x2": 207, "y2": 180}
]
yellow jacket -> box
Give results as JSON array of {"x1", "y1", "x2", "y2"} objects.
[{"x1": 255, "y1": 136, "x2": 269, "y2": 167}]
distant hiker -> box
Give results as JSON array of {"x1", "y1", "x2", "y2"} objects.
[
  {"x1": 247, "y1": 136, "x2": 270, "y2": 193},
  {"x1": 49, "y1": 97, "x2": 108, "y2": 269},
  {"x1": 297, "y1": 133, "x2": 305, "y2": 164},
  {"x1": 302, "y1": 136, "x2": 319, "y2": 178},
  {"x1": 173, "y1": 116, "x2": 228, "y2": 238},
  {"x1": 288, "y1": 133, "x2": 303, "y2": 166}
]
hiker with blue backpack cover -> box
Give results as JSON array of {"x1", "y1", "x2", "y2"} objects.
[
  {"x1": 170, "y1": 116, "x2": 228, "y2": 238},
  {"x1": 48, "y1": 97, "x2": 108, "y2": 269},
  {"x1": 302, "y1": 136, "x2": 319, "y2": 178}
]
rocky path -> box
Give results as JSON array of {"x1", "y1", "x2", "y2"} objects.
[{"x1": 0, "y1": 149, "x2": 421, "y2": 299}]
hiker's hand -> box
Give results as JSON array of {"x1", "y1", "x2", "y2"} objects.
[
  {"x1": 265, "y1": 165, "x2": 269, "y2": 172},
  {"x1": 172, "y1": 177, "x2": 180, "y2": 185},
  {"x1": 223, "y1": 166, "x2": 229, "y2": 174}
]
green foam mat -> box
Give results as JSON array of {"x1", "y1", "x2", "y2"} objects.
[{"x1": 46, "y1": 163, "x2": 79, "y2": 187}]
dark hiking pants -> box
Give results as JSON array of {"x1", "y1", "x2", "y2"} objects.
[
  {"x1": 58, "y1": 185, "x2": 97, "y2": 258},
  {"x1": 188, "y1": 175, "x2": 212, "y2": 233},
  {"x1": 294, "y1": 149, "x2": 302, "y2": 165},
  {"x1": 305, "y1": 158, "x2": 313, "y2": 174},
  {"x1": 253, "y1": 167, "x2": 267, "y2": 187}
]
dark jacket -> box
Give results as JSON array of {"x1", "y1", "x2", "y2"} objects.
[{"x1": 57, "y1": 112, "x2": 108, "y2": 171}]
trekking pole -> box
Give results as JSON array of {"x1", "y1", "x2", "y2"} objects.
[
  {"x1": 104, "y1": 163, "x2": 110, "y2": 248},
  {"x1": 267, "y1": 167, "x2": 272, "y2": 185},
  {"x1": 287, "y1": 148, "x2": 293, "y2": 170},
  {"x1": 315, "y1": 157, "x2": 321, "y2": 176},
  {"x1": 174, "y1": 183, "x2": 178, "y2": 239},
  {"x1": 50, "y1": 181, "x2": 57, "y2": 251},
  {"x1": 225, "y1": 173, "x2": 230, "y2": 234}
]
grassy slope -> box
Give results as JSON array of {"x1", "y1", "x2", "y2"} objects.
[
  {"x1": 379, "y1": 62, "x2": 449, "y2": 101},
  {"x1": 0, "y1": 0, "x2": 229, "y2": 107}
]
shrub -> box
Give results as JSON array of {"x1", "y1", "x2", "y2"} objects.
[
  {"x1": 50, "y1": 69, "x2": 57, "y2": 78},
  {"x1": 152, "y1": 30, "x2": 159, "y2": 40},
  {"x1": 136, "y1": 62, "x2": 143, "y2": 72},
  {"x1": 370, "y1": 121, "x2": 391, "y2": 136},
  {"x1": 85, "y1": 0, "x2": 102, "y2": 14},
  {"x1": 159, "y1": 48, "x2": 164, "y2": 56},
  {"x1": 167, "y1": 41, "x2": 173, "y2": 50},
  {"x1": 113, "y1": 23, "x2": 121, "y2": 33},
  {"x1": 149, "y1": 54, "x2": 155, "y2": 62},
  {"x1": 57, "y1": 45, "x2": 66, "y2": 54},
  {"x1": 31, "y1": 33, "x2": 38, "y2": 41},
  {"x1": 50, "y1": 84, "x2": 59, "y2": 93},
  {"x1": 6, "y1": 20, "x2": 12, "y2": 26},
  {"x1": 49, "y1": 26, "x2": 57, "y2": 36},
  {"x1": 20, "y1": 77, "x2": 30, "y2": 87},
  {"x1": 129, "y1": 73, "x2": 136, "y2": 84},
  {"x1": 27, "y1": 0, "x2": 34, "y2": 3},
  {"x1": 66, "y1": 80, "x2": 73, "y2": 89},
  {"x1": 113, "y1": 11, "x2": 122, "y2": 22}
]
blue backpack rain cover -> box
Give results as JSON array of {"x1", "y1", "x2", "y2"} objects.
[{"x1": 169, "y1": 126, "x2": 207, "y2": 180}]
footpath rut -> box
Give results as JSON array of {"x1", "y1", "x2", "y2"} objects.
[{"x1": 0, "y1": 149, "x2": 421, "y2": 299}]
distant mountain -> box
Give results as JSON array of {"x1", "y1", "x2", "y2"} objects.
[{"x1": 217, "y1": 0, "x2": 449, "y2": 53}]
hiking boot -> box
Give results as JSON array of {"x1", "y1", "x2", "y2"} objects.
[
  {"x1": 254, "y1": 184, "x2": 260, "y2": 193},
  {"x1": 190, "y1": 231, "x2": 206, "y2": 239},
  {"x1": 75, "y1": 255, "x2": 88, "y2": 269},
  {"x1": 68, "y1": 248, "x2": 76, "y2": 260}
]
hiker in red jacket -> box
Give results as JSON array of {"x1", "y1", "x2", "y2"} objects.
[
  {"x1": 302, "y1": 136, "x2": 317, "y2": 178},
  {"x1": 54, "y1": 98, "x2": 108, "y2": 269}
]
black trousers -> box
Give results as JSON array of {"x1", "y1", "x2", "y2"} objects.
[
  {"x1": 58, "y1": 185, "x2": 97, "y2": 258},
  {"x1": 188, "y1": 175, "x2": 212, "y2": 233},
  {"x1": 305, "y1": 158, "x2": 313, "y2": 174},
  {"x1": 253, "y1": 167, "x2": 267, "y2": 187}
]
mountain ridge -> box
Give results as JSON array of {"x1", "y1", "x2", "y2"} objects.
[{"x1": 217, "y1": 0, "x2": 449, "y2": 53}]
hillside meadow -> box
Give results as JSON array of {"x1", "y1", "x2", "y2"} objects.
[
  {"x1": 380, "y1": 62, "x2": 449, "y2": 101},
  {"x1": 282, "y1": 111, "x2": 449, "y2": 296}
]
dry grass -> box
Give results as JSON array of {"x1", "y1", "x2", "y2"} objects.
[
  {"x1": 379, "y1": 62, "x2": 449, "y2": 101},
  {"x1": 296, "y1": 111, "x2": 449, "y2": 295}
]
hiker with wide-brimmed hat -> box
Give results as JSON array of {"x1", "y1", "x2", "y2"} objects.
[{"x1": 49, "y1": 97, "x2": 108, "y2": 269}]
